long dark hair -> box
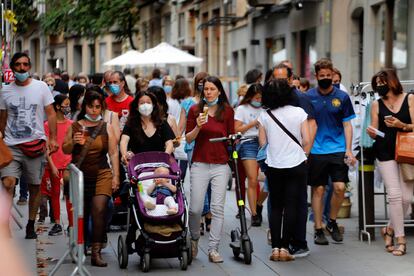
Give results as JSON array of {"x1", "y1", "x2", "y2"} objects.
[
  {"x1": 77, "y1": 90, "x2": 106, "y2": 120},
  {"x1": 147, "y1": 86, "x2": 168, "y2": 119},
  {"x1": 371, "y1": 69, "x2": 403, "y2": 97},
  {"x1": 196, "y1": 76, "x2": 230, "y2": 121},
  {"x1": 125, "y1": 91, "x2": 163, "y2": 144},
  {"x1": 69, "y1": 84, "x2": 86, "y2": 114},
  {"x1": 171, "y1": 78, "x2": 191, "y2": 101},
  {"x1": 239, "y1": 84, "x2": 263, "y2": 106},
  {"x1": 262, "y1": 79, "x2": 294, "y2": 110}
]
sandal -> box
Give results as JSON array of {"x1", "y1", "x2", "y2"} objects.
[
  {"x1": 279, "y1": 248, "x2": 295, "y2": 262},
  {"x1": 392, "y1": 243, "x2": 406, "y2": 256},
  {"x1": 269, "y1": 248, "x2": 280, "y2": 261},
  {"x1": 381, "y1": 227, "x2": 394, "y2": 252}
]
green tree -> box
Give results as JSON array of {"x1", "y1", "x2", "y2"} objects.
[
  {"x1": 40, "y1": 0, "x2": 139, "y2": 49},
  {"x1": 13, "y1": 0, "x2": 38, "y2": 35}
]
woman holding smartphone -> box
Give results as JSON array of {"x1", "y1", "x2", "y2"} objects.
[{"x1": 367, "y1": 69, "x2": 414, "y2": 256}]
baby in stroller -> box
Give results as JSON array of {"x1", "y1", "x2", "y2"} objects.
[{"x1": 143, "y1": 166, "x2": 178, "y2": 215}]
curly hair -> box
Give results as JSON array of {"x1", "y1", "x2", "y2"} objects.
[{"x1": 125, "y1": 91, "x2": 163, "y2": 144}]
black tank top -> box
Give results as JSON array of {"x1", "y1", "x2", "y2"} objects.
[{"x1": 374, "y1": 94, "x2": 411, "y2": 161}]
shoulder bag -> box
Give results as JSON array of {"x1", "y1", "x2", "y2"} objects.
[
  {"x1": 266, "y1": 109, "x2": 302, "y2": 149},
  {"x1": 63, "y1": 121, "x2": 105, "y2": 184},
  {"x1": 395, "y1": 131, "x2": 414, "y2": 181},
  {"x1": 0, "y1": 139, "x2": 13, "y2": 169}
]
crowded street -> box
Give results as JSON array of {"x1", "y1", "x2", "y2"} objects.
[{"x1": 1, "y1": 0, "x2": 414, "y2": 276}]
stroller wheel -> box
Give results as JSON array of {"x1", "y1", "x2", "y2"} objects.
[
  {"x1": 117, "y1": 235, "x2": 128, "y2": 269},
  {"x1": 180, "y1": 251, "x2": 188, "y2": 271},
  {"x1": 141, "y1": 253, "x2": 150, "y2": 273}
]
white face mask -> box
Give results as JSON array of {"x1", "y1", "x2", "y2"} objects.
[{"x1": 138, "y1": 103, "x2": 153, "y2": 116}]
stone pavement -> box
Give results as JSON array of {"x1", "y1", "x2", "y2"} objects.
[{"x1": 10, "y1": 179, "x2": 414, "y2": 276}]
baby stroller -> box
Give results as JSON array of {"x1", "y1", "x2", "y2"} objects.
[{"x1": 117, "y1": 151, "x2": 191, "y2": 272}]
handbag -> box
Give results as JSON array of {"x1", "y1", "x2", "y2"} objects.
[
  {"x1": 400, "y1": 163, "x2": 414, "y2": 182},
  {"x1": 18, "y1": 139, "x2": 46, "y2": 158},
  {"x1": 63, "y1": 121, "x2": 104, "y2": 185},
  {"x1": 395, "y1": 131, "x2": 414, "y2": 164},
  {"x1": 0, "y1": 139, "x2": 13, "y2": 169}
]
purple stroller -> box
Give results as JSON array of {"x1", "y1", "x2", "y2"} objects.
[{"x1": 117, "y1": 151, "x2": 191, "y2": 272}]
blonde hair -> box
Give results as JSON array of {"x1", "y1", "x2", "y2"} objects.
[
  {"x1": 237, "y1": 84, "x2": 248, "y2": 97},
  {"x1": 43, "y1": 77, "x2": 55, "y2": 86}
]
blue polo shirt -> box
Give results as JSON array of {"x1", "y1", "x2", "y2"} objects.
[{"x1": 306, "y1": 86, "x2": 355, "y2": 154}]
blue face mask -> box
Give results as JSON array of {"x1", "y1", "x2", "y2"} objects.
[
  {"x1": 14, "y1": 71, "x2": 30, "y2": 82},
  {"x1": 110, "y1": 84, "x2": 121, "y2": 95},
  {"x1": 333, "y1": 83, "x2": 340, "y2": 89},
  {"x1": 164, "y1": 85, "x2": 172, "y2": 94},
  {"x1": 203, "y1": 97, "x2": 219, "y2": 107},
  {"x1": 48, "y1": 85, "x2": 54, "y2": 92},
  {"x1": 85, "y1": 114, "x2": 102, "y2": 122},
  {"x1": 251, "y1": 100, "x2": 262, "y2": 108}
]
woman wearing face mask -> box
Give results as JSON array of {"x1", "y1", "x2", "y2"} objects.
[
  {"x1": 43, "y1": 77, "x2": 60, "y2": 97},
  {"x1": 120, "y1": 91, "x2": 175, "y2": 165},
  {"x1": 234, "y1": 83, "x2": 264, "y2": 227},
  {"x1": 186, "y1": 76, "x2": 234, "y2": 263},
  {"x1": 63, "y1": 90, "x2": 119, "y2": 267},
  {"x1": 42, "y1": 94, "x2": 72, "y2": 236},
  {"x1": 367, "y1": 69, "x2": 414, "y2": 257}
]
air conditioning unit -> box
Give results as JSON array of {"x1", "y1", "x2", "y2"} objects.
[{"x1": 247, "y1": 0, "x2": 277, "y2": 7}]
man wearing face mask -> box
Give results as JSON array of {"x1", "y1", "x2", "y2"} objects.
[
  {"x1": 105, "y1": 71, "x2": 133, "y2": 132},
  {"x1": 0, "y1": 52, "x2": 59, "y2": 239},
  {"x1": 332, "y1": 68, "x2": 349, "y2": 94},
  {"x1": 305, "y1": 58, "x2": 356, "y2": 246}
]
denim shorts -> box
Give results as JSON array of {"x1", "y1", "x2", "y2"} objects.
[{"x1": 238, "y1": 139, "x2": 259, "y2": 160}]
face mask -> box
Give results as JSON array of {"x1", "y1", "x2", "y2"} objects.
[
  {"x1": 318, "y1": 78, "x2": 332, "y2": 90},
  {"x1": 250, "y1": 100, "x2": 262, "y2": 108},
  {"x1": 197, "y1": 84, "x2": 203, "y2": 93},
  {"x1": 14, "y1": 71, "x2": 30, "y2": 82},
  {"x1": 48, "y1": 85, "x2": 54, "y2": 92},
  {"x1": 110, "y1": 84, "x2": 121, "y2": 95},
  {"x1": 85, "y1": 114, "x2": 102, "y2": 122},
  {"x1": 61, "y1": 106, "x2": 71, "y2": 116},
  {"x1": 376, "y1": 85, "x2": 389, "y2": 97},
  {"x1": 203, "y1": 97, "x2": 219, "y2": 107},
  {"x1": 164, "y1": 85, "x2": 172, "y2": 94},
  {"x1": 333, "y1": 83, "x2": 340, "y2": 89},
  {"x1": 78, "y1": 96, "x2": 84, "y2": 105},
  {"x1": 138, "y1": 103, "x2": 153, "y2": 116}
]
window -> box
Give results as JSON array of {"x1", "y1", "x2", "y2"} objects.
[
  {"x1": 379, "y1": 0, "x2": 408, "y2": 69},
  {"x1": 267, "y1": 37, "x2": 286, "y2": 69},
  {"x1": 99, "y1": 43, "x2": 106, "y2": 72},
  {"x1": 178, "y1": 12, "x2": 185, "y2": 39}
]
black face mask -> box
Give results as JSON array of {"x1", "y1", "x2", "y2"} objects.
[
  {"x1": 376, "y1": 85, "x2": 389, "y2": 97},
  {"x1": 318, "y1": 78, "x2": 332, "y2": 89}
]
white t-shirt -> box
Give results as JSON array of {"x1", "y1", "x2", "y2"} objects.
[
  {"x1": 258, "y1": 106, "x2": 307, "y2": 168},
  {"x1": 235, "y1": 104, "x2": 263, "y2": 138},
  {"x1": 0, "y1": 79, "x2": 54, "y2": 146},
  {"x1": 167, "y1": 98, "x2": 182, "y2": 125}
]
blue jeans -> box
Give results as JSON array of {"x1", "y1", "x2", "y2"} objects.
[{"x1": 19, "y1": 178, "x2": 28, "y2": 200}]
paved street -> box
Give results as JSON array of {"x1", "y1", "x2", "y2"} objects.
[{"x1": 10, "y1": 174, "x2": 414, "y2": 276}]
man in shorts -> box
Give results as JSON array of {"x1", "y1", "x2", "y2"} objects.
[
  {"x1": 0, "y1": 52, "x2": 58, "y2": 239},
  {"x1": 306, "y1": 58, "x2": 356, "y2": 245}
]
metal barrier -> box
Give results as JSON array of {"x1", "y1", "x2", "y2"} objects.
[
  {"x1": 49, "y1": 164, "x2": 91, "y2": 276},
  {"x1": 351, "y1": 81, "x2": 414, "y2": 244}
]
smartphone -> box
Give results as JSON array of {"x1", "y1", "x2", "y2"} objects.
[{"x1": 384, "y1": 115, "x2": 393, "y2": 119}]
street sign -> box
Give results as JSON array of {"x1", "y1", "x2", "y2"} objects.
[{"x1": 3, "y1": 69, "x2": 14, "y2": 82}]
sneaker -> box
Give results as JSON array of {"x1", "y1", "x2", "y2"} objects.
[
  {"x1": 326, "y1": 221, "x2": 343, "y2": 242},
  {"x1": 314, "y1": 229, "x2": 329, "y2": 245},
  {"x1": 16, "y1": 198, "x2": 27, "y2": 205},
  {"x1": 191, "y1": 239, "x2": 198, "y2": 259},
  {"x1": 25, "y1": 224, "x2": 37, "y2": 239},
  {"x1": 290, "y1": 246, "x2": 310, "y2": 258},
  {"x1": 251, "y1": 215, "x2": 261, "y2": 227},
  {"x1": 48, "y1": 224, "x2": 63, "y2": 236},
  {"x1": 208, "y1": 249, "x2": 223, "y2": 263}
]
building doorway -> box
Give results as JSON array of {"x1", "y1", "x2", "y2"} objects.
[{"x1": 351, "y1": 7, "x2": 364, "y2": 83}]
